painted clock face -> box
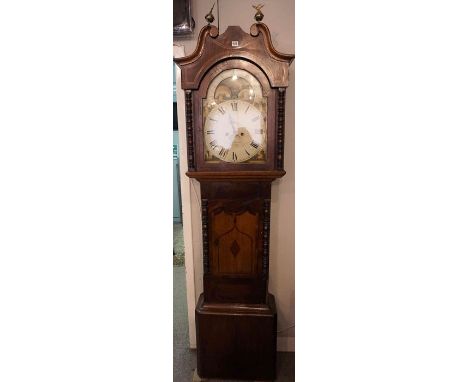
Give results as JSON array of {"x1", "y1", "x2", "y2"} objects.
[{"x1": 203, "y1": 69, "x2": 267, "y2": 163}]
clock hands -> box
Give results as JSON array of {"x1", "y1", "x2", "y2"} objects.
[
  {"x1": 228, "y1": 112, "x2": 238, "y2": 135},
  {"x1": 226, "y1": 111, "x2": 243, "y2": 148},
  {"x1": 206, "y1": 99, "x2": 263, "y2": 162}
]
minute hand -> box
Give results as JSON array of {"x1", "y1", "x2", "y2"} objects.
[{"x1": 228, "y1": 113, "x2": 237, "y2": 134}]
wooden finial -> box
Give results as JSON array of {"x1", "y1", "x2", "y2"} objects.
[
  {"x1": 252, "y1": 4, "x2": 264, "y2": 22},
  {"x1": 205, "y1": 3, "x2": 215, "y2": 24}
]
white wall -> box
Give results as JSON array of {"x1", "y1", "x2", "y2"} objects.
[{"x1": 174, "y1": 0, "x2": 295, "y2": 350}]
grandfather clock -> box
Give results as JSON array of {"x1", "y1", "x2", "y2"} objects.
[{"x1": 174, "y1": 10, "x2": 294, "y2": 381}]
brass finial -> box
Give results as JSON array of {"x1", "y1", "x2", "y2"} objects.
[
  {"x1": 205, "y1": 3, "x2": 215, "y2": 24},
  {"x1": 252, "y1": 4, "x2": 264, "y2": 22}
]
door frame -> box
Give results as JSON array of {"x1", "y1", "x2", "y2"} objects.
[{"x1": 173, "y1": 44, "x2": 197, "y2": 348}]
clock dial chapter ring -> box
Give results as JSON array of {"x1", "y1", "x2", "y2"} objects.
[{"x1": 204, "y1": 99, "x2": 265, "y2": 163}]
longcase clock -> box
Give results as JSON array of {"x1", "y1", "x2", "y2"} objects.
[{"x1": 174, "y1": 14, "x2": 294, "y2": 381}]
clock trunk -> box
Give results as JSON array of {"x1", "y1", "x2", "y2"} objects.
[{"x1": 200, "y1": 180, "x2": 272, "y2": 304}]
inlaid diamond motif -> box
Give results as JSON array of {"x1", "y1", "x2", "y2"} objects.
[{"x1": 230, "y1": 240, "x2": 240, "y2": 257}]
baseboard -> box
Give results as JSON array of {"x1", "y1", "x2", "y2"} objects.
[{"x1": 277, "y1": 336, "x2": 295, "y2": 352}]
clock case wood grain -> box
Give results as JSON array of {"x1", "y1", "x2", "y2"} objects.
[{"x1": 175, "y1": 22, "x2": 294, "y2": 381}]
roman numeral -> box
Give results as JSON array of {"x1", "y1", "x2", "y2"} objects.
[
  {"x1": 244, "y1": 148, "x2": 251, "y2": 156},
  {"x1": 206, "y1": 130, "x2": 214, "y2": 134},
  {"x1": 251, "y1": 116, "x2": 260, "y2": 122},
  {"x1": 250, "y1": 141, "x2": 259, "y2": 149},
  {"x1": 231, "y1": 102, "x2": 238, "y2": 111},
  {"x1": 218, "y1": 106, "x2": 226, "y2": 115},
  {"x1": 232, "y1": 152, "x2": 237, "y2": 161},
  {"x1": 209, "y1": 140, "x2": 217, "y2": 149},
  {"x1": 244, "y1": 105, "x2": 250, "y2": 113},
  {"x1": 209, "y1": 118, "x2": 217, "y2": 122},
  {"x1": 219, "y1": 147, "x2": 228, "y2": 157}
]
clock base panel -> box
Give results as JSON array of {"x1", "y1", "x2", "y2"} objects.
[{"x1": 195, "y1": 293, "x2": 277, "y2": 381}]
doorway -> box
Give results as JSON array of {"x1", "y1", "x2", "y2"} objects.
[
  {"x1": 173, "y1": 48, "x2": 198, "y2": 378},
  {"x1": 173, "y1": 63, "x2": 184, "y2": 266},
  {"x1": 173, "y1": 44, "x2": 197, "y2": 350}
]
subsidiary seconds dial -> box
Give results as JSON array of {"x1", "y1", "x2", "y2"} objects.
[{"x1": 204, "y1": 99, "x2": 265, "y2": 163}]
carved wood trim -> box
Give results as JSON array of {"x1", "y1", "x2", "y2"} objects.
[
  {"x1": 277, "y1": 88, "x2": 286, "y2": 170},
  {"x1": 174, "y1": 24, "x2": 294, "y2": 90},
  {"x1": 202, "y1": 198, "x2": 209, "y2": 274},
  {"x1": 185, "y1": 90, "x2": 195, "y2": 171},
  {"x1": 262, "y1": 199, "x2": 271, "y2": 279},
  {"x1": 250, "y1": 23, "x2": 295, "y2": 63},
  {"x1": 211, "y1": 200, "x2": 258, "y2": 215},
  {"x1": 186, "y1": 170, "x2": 285, "y2": 180},
  {"x1": 173, "y1": 25, "x2": 219, "y2": 66}
]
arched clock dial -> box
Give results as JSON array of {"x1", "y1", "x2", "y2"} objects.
[
  {"x1": 204, "y1": 99, "x2": 265, "y2": 163},
  {"x1": 203, "y1": 69, "x2": 267, "y2": 163}
]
